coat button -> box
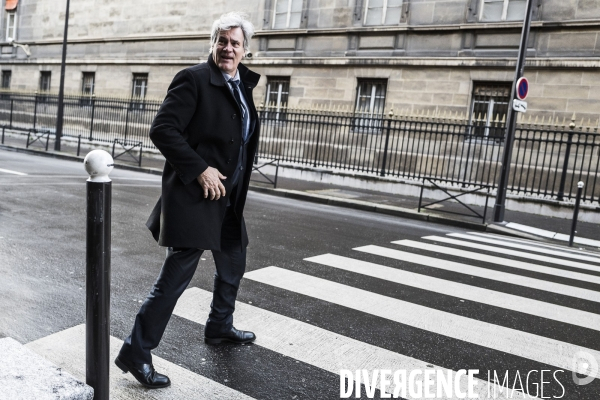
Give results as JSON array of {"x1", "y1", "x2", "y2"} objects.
[
  {"x1": 232, "y1": 114, "x2": 237, "y2": 119},
  {"x1": 229, "y1": 138, "x2": 234, "y2": 144},
  {"x1": 227, "y1": 158, "x2": 232, "y2": 164}
]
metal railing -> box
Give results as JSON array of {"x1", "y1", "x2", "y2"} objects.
[
  {"x1": 0, "y1": 92, "x2": 161, "y2": 149},
  {"x1": 257, "y1": 106, "x2": 600, "y2": 204},
  {"x1": 0, "y1": 91, "x2": 598, "y2": 204}
]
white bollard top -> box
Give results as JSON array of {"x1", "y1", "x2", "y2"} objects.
[
  {"x1": 84, "y1": 150, "x2": 114, "y2": 182},
  {"x1": 578, "y1": 181, "x2": 585, "y2": 188}
]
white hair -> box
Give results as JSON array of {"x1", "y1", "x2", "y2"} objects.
[{"x1": 210, "y1": 12, "x2": 254, "y2": 53}]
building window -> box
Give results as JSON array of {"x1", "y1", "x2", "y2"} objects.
[
  {"x1": 355, "y1": 79, "x2": 387, "y2": 116},
  {"x1": 272, "y1": 0, "x2": 302, "y2": 29},
  {"x1": 1, "y1": 70, "x2": 10, "y2": 99},
  {"x1": 5, "y1": 11, "x2": 16, "y2": 41},
  {"x1": 470, "y1": 82, "x2": 511, "y2": 138},
  {"x1": 364, "y1": 0, "x2": 403, "y2": 26},
  {"x1": 354, "y1": 79, "x2": 387, "y2": 132},
  {"x1": 265, "y1": 77, "x2": 290, "y2": 107},
  {"x1": 81, "y1": 72, "x2": 95, "y2": 96},
  {"x1": 264, "y1": 77, "x2": 290, "y2": 122},
  {"x1": 1, "y1": 70, "x2": 11, "y2": 89},
  {"x1": 39, "y1": 71, "x2": 51, "y2": 92},
  {"x1": 131, "y1": 73, "x2": 148, "y2": 109},
  {"x1": 79, "y1": 72, "x2": 95, "y2": 106},
  {"x1": 131, "y1": 73, "x2": 148, "y2": 98},
  {"x1": 39, "y1": 71, "x2": 51, "y2": 102},
  {"x1": 480, "y1": 0, "x2": 526, "y2": 22}
]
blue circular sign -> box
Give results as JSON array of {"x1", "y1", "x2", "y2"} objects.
[{"x1": 516, "y1": 77, "x2": 529, "y2": 100}]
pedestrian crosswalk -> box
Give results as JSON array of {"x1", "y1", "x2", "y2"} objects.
[
  {"x1": 304, "y1": 253, "x2": 600, "y2": 330},
  {"x1": 27, "y1": 324, "x2": 257, "y2": 400},
  {"x1": 29, "y1": 230, "x2": 600, "y2": 399}
]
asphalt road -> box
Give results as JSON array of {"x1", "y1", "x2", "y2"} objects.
[{"x1": 1, "y1": 150, "x2": 599, "y2": 400}]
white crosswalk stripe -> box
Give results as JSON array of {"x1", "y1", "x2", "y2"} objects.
[
  {"x1": 466, "y1": 231, "x2": 600, "y2": 259},
  {"x1": 305, "y1": 253, "x2": 600, "y2": 330},
  {"x1": 172, "y1": 287, "x2": 519, "y2": 399},
  {"x1": 446, "y1": 233, "x2": 600, "y2": 264},
  {"x1": 392, "y1": 239, "x2": 600, "y2": 282},
  {"x1": 26, "y1": 324, "x2": 256, "y2": 400},
  {"x1": 244, "y1": 266, "x2": 600, "y2": 378},
  {"x1": 426, "y1": 234, "x2": 600, "y2": 270},
  {"x1": 355, "y1": 244, "x2": 600, "y2": 302}
]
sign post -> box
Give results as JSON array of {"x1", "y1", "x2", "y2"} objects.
[
  {"x1": 54, "y1": 0, "x2": 70, "y2": 151},
  {"x1": 492, "y1": 0, "x2": 536, "y2": 223}
]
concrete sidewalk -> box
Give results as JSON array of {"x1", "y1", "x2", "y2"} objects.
[{"x1": 1, "y1": 132, "x2": 598, "y2": 251}]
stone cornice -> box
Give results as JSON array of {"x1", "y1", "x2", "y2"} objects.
[
  {"x1": 2, "y1": 56, "x2": 600, "y2": 69},
  {"x1": 2, "y1": 18, "x2": 600, "y2": 47}
]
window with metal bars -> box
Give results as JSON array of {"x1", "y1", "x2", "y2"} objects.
[
  {"x1": 364, "y1": 0, "x2": 403, "y2": 26},
  {"x1": 470, "y1": 82, "x2": 511, "y2": 139},
  {"x1": 131, "y1": 73, "x2": 148, "y2": 109},
  {"x1": 272, "y1": 0, "x2": 302, "y2": 29},
  {"x1": 480, "y1": 0, "x2": 526, "y2": 21},
  {"x1": 353, "y1": 78, "x2": 387, "y2": 132},
  {"x1": 264, "y1": 76, "x2": 290, "y2": 122}
]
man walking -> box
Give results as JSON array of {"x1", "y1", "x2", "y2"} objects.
[{"x1": 115, "y1": 12, "x2": 260, "y2": 388}]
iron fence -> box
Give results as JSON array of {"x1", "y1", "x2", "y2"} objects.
[
  {"x1": 0, "y1": 91, "x2": 598, "y2": 204},
  {"x1": 258, "y1": 107, "x2": 600, "y2": 204},
  {"x1": 0, "y1": 92, "x2": 161, "y2": 148}
]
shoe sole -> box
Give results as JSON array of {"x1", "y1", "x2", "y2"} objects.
[
  {"x1": 114, "y1": 357, "x2": 171, "y2": 389},
  {"x1": 204, "y1": 336, "x2": 256, "y2": 345}
]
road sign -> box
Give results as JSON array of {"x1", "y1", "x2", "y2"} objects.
[
  {"x1": 516, "y1": 77, "x2": 529, "y2": 100},
  {"x1": 513, "y1": 99, "x2": 527, "y2": 113}
]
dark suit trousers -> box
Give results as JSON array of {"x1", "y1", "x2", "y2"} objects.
[{"x1": 119, "y1": 206, "x2": 246, "y2": 364}]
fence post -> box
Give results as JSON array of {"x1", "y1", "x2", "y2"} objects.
[
  {"x1": 379, "y1": 114, "x2": 393, "y2": 177},
  {"x1": 83, "y1": 150, "x2": 113, "y2": 400},
  {"x1": 123, "y1": 104, "x2": 130, "y2": 144},
  {"x1": 1, "y1": 126, "x2": 4, "y2": 144},
  {"x1": 313, "y1": 113, "x2": 322, "y2": 167},
  {"x1": 89, "y1": 94, "x2": 96, "y2": 141},
  {"x1": 461, "y1": 120, "x2": 475, "y2": 186},
  {"x1": 557, "y1": 117, "x2": 576, "y2": 201},
  {"x1": 33, "y1": 91, "x2": 38, "y2": 130},
  {"x1": 9, "y1": 98, "x2": 13, "y2": 128},
  {"x1": 569, "y1": 181, "x2": 584, "y2": 247}
]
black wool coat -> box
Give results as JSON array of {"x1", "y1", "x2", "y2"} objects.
[{"x1": 146, "y1": 56, "x2": 261, "y2": 250}]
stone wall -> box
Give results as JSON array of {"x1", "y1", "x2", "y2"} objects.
[{"x1": 2, "y1": 0, "x2": 600, "y2": 122}]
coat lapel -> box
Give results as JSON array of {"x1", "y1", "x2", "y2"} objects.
[{"x1": 207, "y1": 54, "x2": 261, "y2": 140}]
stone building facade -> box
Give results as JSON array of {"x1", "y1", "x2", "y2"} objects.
[{"x1": 1, "y1": 0, "x2": 600, "y2": 124}]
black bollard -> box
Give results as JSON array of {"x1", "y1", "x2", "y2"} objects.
[
  {"x1": 84, "y1": 150, "x2": 114, "y2": 400},
  {"x1": 569, "y1": 181, "x2": 584, "y2": 247}
]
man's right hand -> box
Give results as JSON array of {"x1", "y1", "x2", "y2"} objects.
[{"x1": 197, "y1": 167, "x2": 226, "y2": 200}]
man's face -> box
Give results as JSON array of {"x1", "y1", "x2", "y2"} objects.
[{"x1": 212, "y1": 27, "x2": 245, "y2": 76}]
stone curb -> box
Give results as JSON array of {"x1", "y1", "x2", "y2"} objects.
[
  {"x1": 249, "y1": 185, "x2": 487, "y2": 231},
  {"x1": 0, "y1": 337, "x2": 93, "y2": 400}
]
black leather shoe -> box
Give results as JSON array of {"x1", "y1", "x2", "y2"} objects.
[
  {"x1": 115, "y1": 356, "x2": 171, "y2": 389},
  {"x1": 204, "y1": 326, "x2": 256, "y2": 345}
]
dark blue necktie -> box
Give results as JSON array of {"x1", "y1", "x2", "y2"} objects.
[{"x1": 228, "y1": 79, "x2": 249, "y2": 142}]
